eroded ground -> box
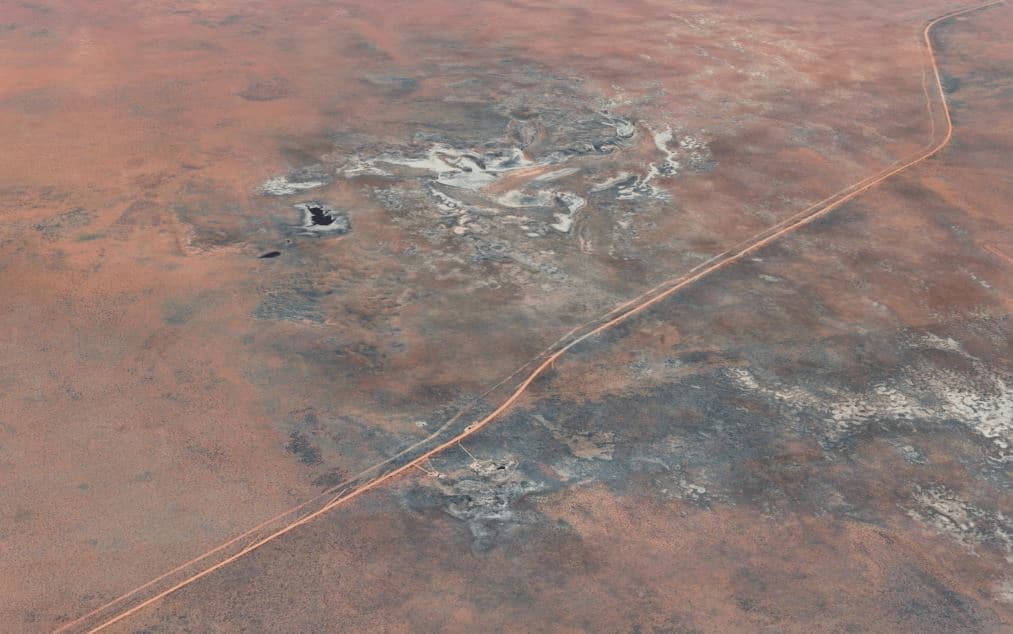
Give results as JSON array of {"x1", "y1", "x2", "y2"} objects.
[{"x1": 0, "y1": 0, "x2": 1010, "y2": 631}]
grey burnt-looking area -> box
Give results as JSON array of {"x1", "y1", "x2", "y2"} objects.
[
  {"x1": 405, "y1": 319, "x2": 1012, "y2": 555},
  {"x1": 254, "y1": 67, "x2": 715, "y2": 297}
]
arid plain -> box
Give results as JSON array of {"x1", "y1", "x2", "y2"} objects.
[{"x1": 1, "y1": 0, "x2": 1010, "y2": 631}]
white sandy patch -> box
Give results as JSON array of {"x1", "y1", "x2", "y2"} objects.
[
  {"x1": 727, "y1": 345, "x2": 1013, "y2": 462},
  {"x1": 260, "y1": 176, "x2": 326, "y2": 196}
]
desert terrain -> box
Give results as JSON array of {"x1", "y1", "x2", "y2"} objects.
[{"x1": 0, "y1": 0, "x2": 1009, "y2": 632}]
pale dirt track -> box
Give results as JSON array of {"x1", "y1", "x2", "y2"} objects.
[{"x1": 58, "y1": 2, "x2": 1004, "y2": 631}]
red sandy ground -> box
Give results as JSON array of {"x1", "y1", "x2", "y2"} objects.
[{"x1": 0, "y1": 0, "x2": 1009, "y2": 631}]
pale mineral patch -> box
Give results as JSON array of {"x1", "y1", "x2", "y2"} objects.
[
  {"x1": 727, "y1": 349, "x2": 1013, "y2": 461},
  {"x1": 905, "y1": 484, "x2": 1012, "y2": 556},
  {"x1": 259, "y1": 175, "x2": 326, "y2": 196}
]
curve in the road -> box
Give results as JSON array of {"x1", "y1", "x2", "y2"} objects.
[{"x1": 59, "y1": 2, "x2": 1003, "y2": 631}]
